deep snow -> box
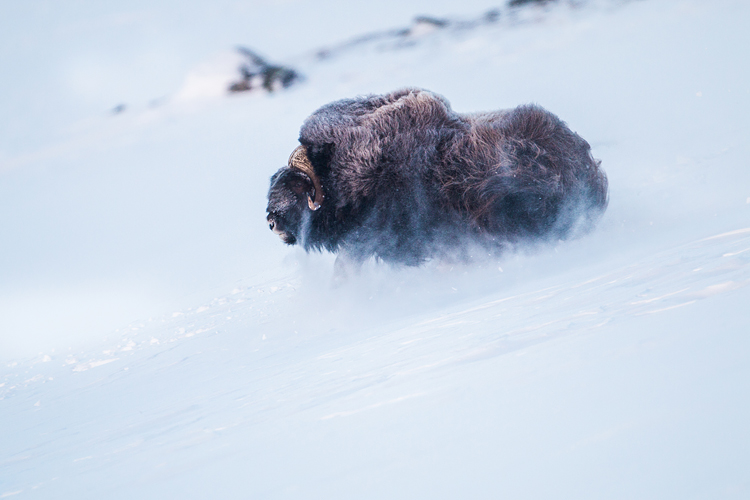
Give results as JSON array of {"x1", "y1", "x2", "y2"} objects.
[{"x1": 2, "y1": 0, "x2": 750, "y2": 498}]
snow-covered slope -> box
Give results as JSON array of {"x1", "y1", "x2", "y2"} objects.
[{"x1": 2, "y1": 0, "x2": 750, "y2": 498}]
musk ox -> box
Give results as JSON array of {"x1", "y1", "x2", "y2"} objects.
[{"x1": 266, "y1": 88, "x2": 608, "y2": 268}]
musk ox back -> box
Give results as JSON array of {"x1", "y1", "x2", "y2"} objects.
[{"x1": 266, "y1": 88, "x2": 608, "y2": 266}]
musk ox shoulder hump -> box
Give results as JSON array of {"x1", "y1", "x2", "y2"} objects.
[{"x1": 299, "y1": 88, "x2": 462, "y2": 148}]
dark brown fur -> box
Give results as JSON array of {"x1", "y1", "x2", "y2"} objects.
[{"x1": 267, "y1": 88, "x2": 608, "y2": 266}]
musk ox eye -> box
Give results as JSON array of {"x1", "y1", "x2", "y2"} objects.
[{"x1": 289, "y1": 179, "x2": 307, "y2": 195}]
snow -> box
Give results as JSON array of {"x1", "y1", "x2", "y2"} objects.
[{"x1": 2, "y1": 0, "x2": 750, "y2": 498}]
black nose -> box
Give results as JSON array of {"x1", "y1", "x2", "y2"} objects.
[{"x1": 268, "y1": 220, "x2": 275, "y2": 231}]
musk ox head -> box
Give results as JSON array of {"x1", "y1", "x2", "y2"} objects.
[{"x1": 266, "y1": 146, "x2": 324, "y2": 245}]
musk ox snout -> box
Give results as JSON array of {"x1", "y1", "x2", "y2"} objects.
[
  {"x1": 266, "y1": 212, "x2": 297, "y2": 244},
  {"x1": 267, "y1": 215, "x2": 281, "y2": 235}
]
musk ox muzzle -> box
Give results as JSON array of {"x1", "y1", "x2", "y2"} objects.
[{"x1": 266, "y1": 88, "x2": 608, "y2": 266}]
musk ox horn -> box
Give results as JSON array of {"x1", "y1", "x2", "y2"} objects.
[{"x1": 288, "y1": 145, "x2": 324, "y2": 211}]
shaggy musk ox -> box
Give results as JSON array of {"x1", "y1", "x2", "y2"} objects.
[{"x1": 266, "y1": 88, "x2": 608, "y2": 267}]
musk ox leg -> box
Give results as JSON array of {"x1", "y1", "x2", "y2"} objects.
[{"x1": 331, "y1": 249, "x2": 365, "y2": 286}]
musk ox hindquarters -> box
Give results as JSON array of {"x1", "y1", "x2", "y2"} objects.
[{"x1": 266, "y1": 88, "x2": 608, "y2": 266}]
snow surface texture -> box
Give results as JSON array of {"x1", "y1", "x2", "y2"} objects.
[{"x1": 2, "y1": 0, "x2": 750, "y2": 498}]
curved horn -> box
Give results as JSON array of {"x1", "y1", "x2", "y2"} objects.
[{"x1": 288, "y1": 145, "x2": 324, "y2": 211}]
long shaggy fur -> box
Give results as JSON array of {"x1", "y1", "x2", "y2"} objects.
[{"x1": 266, "y1": 88, "x2": 608, "y2": 266}]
